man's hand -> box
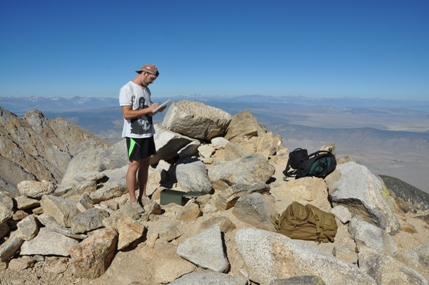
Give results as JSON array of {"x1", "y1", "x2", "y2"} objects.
[
  {"x1": 151, "y1": 103, "x2": 167, "y2": 115},
  {"x1": 150, "y1": 103, "x2": 159, "y2": 112}
]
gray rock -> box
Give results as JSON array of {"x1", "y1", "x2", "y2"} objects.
[
  {"x1": 40, "y1": 195, "x2": 80, "y2": 227},
  {"x1": 90, "y1": 180, "x2": 127, "y2": 203},
  {"x1": 169, "y1": 272, "x2": 247, "y2": 285},
  {"x1": 54, "y1": 180, "x2": 97, "y2": 199},
  {"x1": 0, "y1": 232, "x2": 24, "y2": 262},
  {"x1": 36, "y1": 214, "x2": 87, "y2": 240},
  {"x1": 76, "y1": 193, "x2": 94, "y2": 212},
  {"x1": 72, "y1": 171, "x2": 106, "y2": 182},
  {"x1": 208, "y1": 154, "x2": 275, "y2": 190},
  {"x1": 71, "y1": 207, "x2": 109, "y2": 234},
  {"x1": 0, "y1": 191, "x2": 14, "y2": 224},
  {"x1": 20, "y1": 228, "x2": 78, "y2": 256},
  {"x1": 176, "y1": 158, "x2": 212, "y2": 193},
  {"x1": 178, "y1": 140, "x2": 201, "y2": 158},
  {"x1": 332, "y1": 246, "x2": 358, "y2": 264},
  {"x1": 270, "y1": 276, "x2": 326, "y2": 285},
  {"x1": 102, "y1": 203, "x2": 141, "y2": 230},
  {"x1": 359, "y1": 247, "x2": 428, "y2": 285},
  {"x1": 348, "y1": 216, "x2": 398, "y2": 255},
  {"x1": 414, "y1": 242, "x2": 429, "y2": 272},
  {"x1": 94, "y1": 204, "x2": 115, "y2": 216},
  {"x1": 211, "y1": 137, "x2": 229, "y2": 148},
  {"x1": 177, "y1": 226, "x2": 229, "y2": 273},
  {"x1": 162, "y1": 100, "x2": 231, "y2": 140},
  {"x1": 53, "y1": 180, "x2": 97, "y2": 198},
  {"x1": 150, "y1": 124, "x2": 196, "y2": 165},
  {"x1": 17, "y1": 214, "x2": 39, "y2": 240},
  {"x1": 61, "y1": 148, "x2": 105, "y2": 185},
  {"x1": 331, "y1": 205, "x2": 352, "y2": 224},
  {"x1": 232, "y1": 193, "x2": 276, "y2": 231},
  {"x1": 235, "y1": 228, "x2": 376, "y2": 285},
  {"x1": 13, "y1": 195, "x2": 40, "y2": 210},
  {"x1": 17, "y1": 180, "x2": 56, "y2": 199},
  {"x1": 197, "y1": 144, "x2": 215, "y2": 158},
  {"x1": 328, "y1": 162, "x2": 400, "y2": 234},
  {"x1": 98, "y1": 140, "x2": 128, "y2": 171},
  {"x1": 149, "y1": 220, "x2": 182, "y2": 242},
  {"x1": 101, "y1": 165, "x2": 128, "y2": 182},
  {"x1": 215, "y1": 183, "x2": 270, "y2": 210},
  {"x1": 12, "y1": 209, "x2": 29, "y2": 221},
  {"x1": 396, "y1": 242, "x2": 429, "y2": 276}
]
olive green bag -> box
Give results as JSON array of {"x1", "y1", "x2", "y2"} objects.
[{"x1": 271, "y1": 201, "x2": 338, "y2": 243}]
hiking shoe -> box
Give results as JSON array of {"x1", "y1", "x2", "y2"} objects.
[
  {"x1": 138, "y1": 196, "x2": 152, "y2": 206},
  {"x1": 130, "y1": 201, "x2": 145, "y2": 214}
]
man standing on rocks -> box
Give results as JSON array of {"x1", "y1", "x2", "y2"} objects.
[{"x1": 119, "y1": 63, "x2": 166, "y2": 211}]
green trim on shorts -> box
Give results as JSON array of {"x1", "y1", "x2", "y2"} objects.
[{"x1": 128, "y1": 138, "x2": 136, "y2": 159}]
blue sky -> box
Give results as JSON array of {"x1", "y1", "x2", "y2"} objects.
[{"x1": 1, "y1": 0, "x2": 428, "y2": 100}]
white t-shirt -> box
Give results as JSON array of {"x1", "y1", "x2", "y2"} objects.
[{"x1": 119, "y1": 81, "x2": 154, "y2": 138}]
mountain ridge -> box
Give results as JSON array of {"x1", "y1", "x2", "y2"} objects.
[{"x1": 2, "y1": 94, "x2": 429, "y2": 113}]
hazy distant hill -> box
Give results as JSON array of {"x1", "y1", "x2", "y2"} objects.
[
  {"x1": 1, "y1": 95, "x2": 429, "y2": 192},
  {"x1": 0, "y1": 96, "x2": 118, "y2": 113},
  {"x1": 2, "y1": 94, "x2": 429, "y2": 113}
]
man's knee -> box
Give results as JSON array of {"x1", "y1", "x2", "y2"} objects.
[{"x1": 128, "y1": 160, "x2": 140, "y2": 172}]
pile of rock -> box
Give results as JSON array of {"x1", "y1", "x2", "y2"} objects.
[
  {"x1": 1, "y1": 100, "x2": 429, "y2": 285},
  {"x1": 0, "y1": 107, "x2": 111, "y2": 197}
]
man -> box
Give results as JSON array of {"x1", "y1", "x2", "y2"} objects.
[{"x1": 119, "y1": 63, "x2": 166, "y2": 211}]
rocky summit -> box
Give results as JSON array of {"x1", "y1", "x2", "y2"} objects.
[{"x1": 1, "y1": 100, "x2": 429, "y2": 285}]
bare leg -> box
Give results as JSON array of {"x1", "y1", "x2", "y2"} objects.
[
  {"x1": 126, "y1": 160, "x2": 140, "y2": 203},
  {"x1": 137, "y1": 156, "x2": 151, "y2": 200}
]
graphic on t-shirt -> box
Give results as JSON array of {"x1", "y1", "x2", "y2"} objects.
[{"x1": 130, "y1": 97, "x2": 153, "y2": 135}]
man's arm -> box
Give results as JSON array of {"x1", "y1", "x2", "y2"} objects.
[{"x1": 121, "y1": 104, "x2": 159, "y2": 120}]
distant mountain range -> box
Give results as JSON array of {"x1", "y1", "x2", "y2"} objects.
[
  {"x1": 2, "y1": 95, "x2": 429, "y2": 114},
  {"x1": 0, "y1": 96, "x2": 119, "y2": 113}
]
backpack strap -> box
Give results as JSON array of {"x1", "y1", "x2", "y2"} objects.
[
  {"x1": 283, "y1": 160, "x2": 297, "y2": 178},
  {"x1": 307, "y1": 148, "x2": 333, "y2": 158}
]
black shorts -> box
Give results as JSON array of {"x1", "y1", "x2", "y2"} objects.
[{"x1": 126, "y1": 137, "x2": 156, "y2": 161}]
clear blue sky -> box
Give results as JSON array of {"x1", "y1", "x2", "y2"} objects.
[{"x1": 1, "y1": 0, "x2": 428, "y2": 100}]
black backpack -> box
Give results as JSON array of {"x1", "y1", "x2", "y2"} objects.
[{"x1": 283, "y1": 148, "x2": 336, "y2": 179}]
